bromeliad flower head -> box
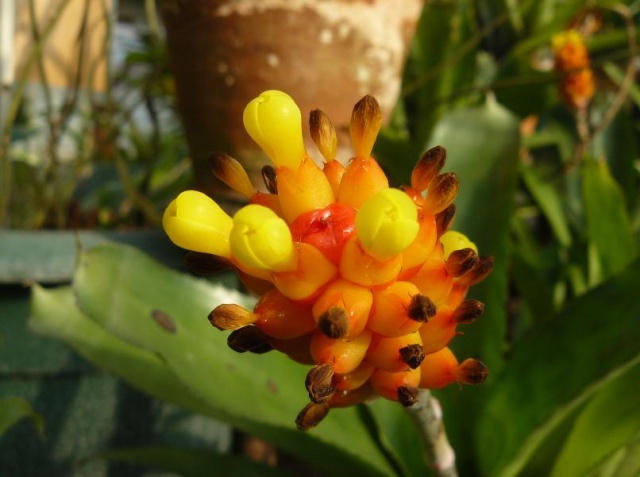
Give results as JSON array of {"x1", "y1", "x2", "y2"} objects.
[
  {"x1": 552, "y1": 29, "x2": 595, "y2": 109},
  {"x1": 164, "y1": 91, "x2": 493, "y2": 430}
]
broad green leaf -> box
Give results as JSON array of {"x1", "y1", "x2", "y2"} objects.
[
  {"x1": 71, "y1": 243, "x2": 397, "y2": 477},
  {"x1": 582, "y1": 159, "x2": 636, "y2": 284},
  {"x1": 426, "y1": 96, "x2": 520, "y2": 473},
  {"x1": 521, "y1": 163, "x2": 572, "y2": 247},
  {"x1": 29, "y1": 285, "x2": 217, "y2": 417},
  {"x1": 477, "y1": 257, "x2": 640, "y2": 477},
  {"x1": 90, "y1": 447, "x2": 291, "y2": 477},
  {"x1": 366, "y1": 399, "x2": 428, "y2": 477},
  {"x1": 551, "y1": 362, "x2": 640, "y2": 477},
  {"x1": 0, "y1": 397, "x2": 44, "y2": 438}
]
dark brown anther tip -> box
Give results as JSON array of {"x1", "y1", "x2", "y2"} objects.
[
  {"x1": 456, "y1": 359, "x2": 489, "y2": 385},
  {"x1": 407, "y1": 294, "x2": 437, "y2": 322},
  {"x1": 411, "y1": 145, "x2": 447, "y2": 191},
  {"x1": 295, "y1": 402, "x2": 331, "y2": 431},
  {"x1": 446, "y1": 248, "x2": 479, "y2": 277},
  {"x1": 207, "y1": 152, "x2": 254, "y2": 198},
  {"x1": 453, "y1": 299, "x2": 485, "y2": 324},
  {"x1": 460, "y1": 256, "x2": 495, "y2": 287},
  {"x1": 227, "y1": 326, "x2": 273, "y2": 354},
  {"x1": 317, "y1": 307, "x2": 349, "y2": 339},
  {"x1": 423, "y1": 172, "x2": 459, "y2": 215},
  {"x1": 399, "y1": 344, "x2": 426, "y2": 369},
  {"x1": 309, "y1": 108, "x2": 337, "y2": 162},
  {"x1": 397, "y1": 386, "x2": 420, "y2": 407},
  {"x1": 208, "y1": 303, "x2": 255, "y2": 331},
  {"x1": 185, "y1": 251, "x2": 232, "y2": 276},
  {"x1": 261, "y1": 165, "x2": 278, "y2": 194},
  {"x1": 305, "y1": 364, "x2": 336, "y2": 404},
  {"x1": 435, "y1": 204, "x2": 456, "y2": 237}
]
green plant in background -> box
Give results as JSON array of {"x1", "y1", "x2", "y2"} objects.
[{"x1": 4, "y1": 0, "x2": 640, "y2": 476}]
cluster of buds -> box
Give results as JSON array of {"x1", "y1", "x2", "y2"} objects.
[
  {"x1": 552, "y1": 29, "x2": 595, "y2": 109},
  {"x1": 163, "y1": 91, "x2": 492, "y2": 430}
]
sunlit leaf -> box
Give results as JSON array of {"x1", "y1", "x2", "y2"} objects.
[
  {"x1": 0, "y1": 397, "x2": 44, "y2": 438},
  {"x1": 477, "y1": 257, "x2": 640, "y2": 477},
  {"x1": 550, "y1": 362, "x2": 640, "y2": 477}
]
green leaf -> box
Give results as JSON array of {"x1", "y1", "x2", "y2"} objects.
[
  {"x1": 71, "y1": 243, "x2": 397, "y2": 477},
  {"x1": 521, "y1": 163, "x2": 572, "y2": 247},
  {"x1": 366, "y1": 400, "x2": 428, "y2": 477},
  {"x1": 582, "y1": 159, "x2": 637, "y2": 284},
  {"x1": 426, "y1": 96, "x2": 520, "y2": 472},
  {"x1": 476, "y1": 257, "x2": 640, "y2": 477},
  {"x1": 29, "y1": 285, "x2": 217, "y2": 417},
  {"x1": 0, "y1": 397, "x2": 44, "y2": 438},
  {"x1": 89, "y1": 447, "x2": 292, "y2": 477},
  {"x1": 550, "y1": 362, "x2": 640, "y2": 477}
]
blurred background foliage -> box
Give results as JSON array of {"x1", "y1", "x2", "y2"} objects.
[{"x1": 1, "y1": 0, "x2": 639, "y2": 476}]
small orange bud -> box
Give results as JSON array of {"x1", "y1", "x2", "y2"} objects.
[
  {"x1": 418, "y1": 347, "x2": 458, "y2": 389},
  {"x1": 368, "y1": 281, "x2": 426, "y2": 337},
  {"x1": 418, "y1": 307, "x2": 457, "y2": 354},
  {"x1": 365, "y1": 332, "x2": 424, "y2": 372},
  {"x1": 273, "y1": 243, "x2": 338, "y2": 302},
  {"x1": 369, "y1": 367, "x2": 421, "y2": 402},
  {"x1": 309, "y1": 330, "x2": 372, "y2": 374},
  {"x1": 253, "y1": 290, "x2": 317, "y2": 339},
  {"x1": 312, "y1": 278, "x2": 373, "y2": 340},
  {"x1": 435, "y1": 204, "x2": 456, "y2": 238},
  {"x1": 452, "y1": 299, "x2": 484, "y2": 324},
  {"x1": 337, "y1": 157, "x2": 389, "y2": 209},
  {"x1": 277, "y1": 157, "x2": 335, "y2": 222},
  {"x1": 401, "y1": 212, "x2": 438, "y2": 273},
  {"x1": 339, "y1": 239, "x2": 402, "y2": 288},
  {"x1": 409, "y1": 247, "x2": 453, "y2": 308},
  {"x1": 333, "y1": 361, "x2": 375, "y2": 391},
  {"x1": 453, "y1": 358, "x2": 489, "y2": 385},
  {"x1": 457, "y1": 256, "x2": 495, "y2": 287}
]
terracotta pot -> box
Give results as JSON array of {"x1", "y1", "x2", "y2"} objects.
[{"x1": 160, "y1": 0, "x2": 423, "y2": 195}]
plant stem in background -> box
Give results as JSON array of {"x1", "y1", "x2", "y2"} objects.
[
  {"x1": 0, "y1": 0, "x2": 74, "y2": 227},
  {"x1": 406, "y1": 390, "x2": 458, "y2": 477}
]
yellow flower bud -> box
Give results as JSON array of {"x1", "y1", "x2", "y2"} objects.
[
  {"x1": 355, "y1": 189, "x2": 419, "y2": 261},
  {"x1": 230, "y1": 204, "x2": 296, "y2": 272},
  {"x1": 162, "y1": 190, "x2": 232, "y2": 257},
  {"x1": 440, "y1": 230, "x2": 478, "y2": 259},
  {"x1": 243, "y1": 90, "x2": 306, "y2": 169}
]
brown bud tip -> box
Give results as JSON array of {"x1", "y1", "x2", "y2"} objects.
[
  {"x1": 459, "y1": 256, "x2": 495, "y2": 287},
  {"x1": 208, "y1": 304, "x2": 256, "y2": 331},
  {"x1": 407, "y1": 294, "x2": 437, "y2": 322},
  {"x1": 435, "y1": 204, "x2": 456, "y2": 238},
  {"x1": 317, "y1": 307, "x2": 349, "y2": 339},
  {"x1": 350, "y1": 95, "x2": 382, "y2": 159},
  {"x1": 296, "y1": 402, "x2": 331, "y2": 430},
  {"x1": 208, "y1": 152, "x2": 255, "y2": 199},
  {"x1": 397, "y1": 386, "x2": 420, "y2": 407},
  {"x1": 423, "y1": 172, "x2": 459, "y2": 215},
  {"x1": 309, "y1": 109, "x2": 337, "y2": 162},
  {"x1": 446, "y1": 248, "x2": 479, "y2": 277},
  {"x1": 411, "y1": 146, "x2": 447, "y2": 191},
  {"x1": 227, "y1": 326, "x2": 273, "y2": 354},
  {"x1": 399, "y1": 344, "x2": 426, "y2": 369},
  {"x1": 185, "y1": 252, "x2": 232, "y2": 276},
  {"x1": 261, "y1": 165, "x2": 278, "y2": 194},
  {"x1": 454, "y1": 359, "x2": 489, "y2": 385},
  {"x1": 453, "y1": 299, "x2": 484, "y2": 324},
  {"x1": 305, "y1": 364, "x2": 336, "y2": 404}
]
